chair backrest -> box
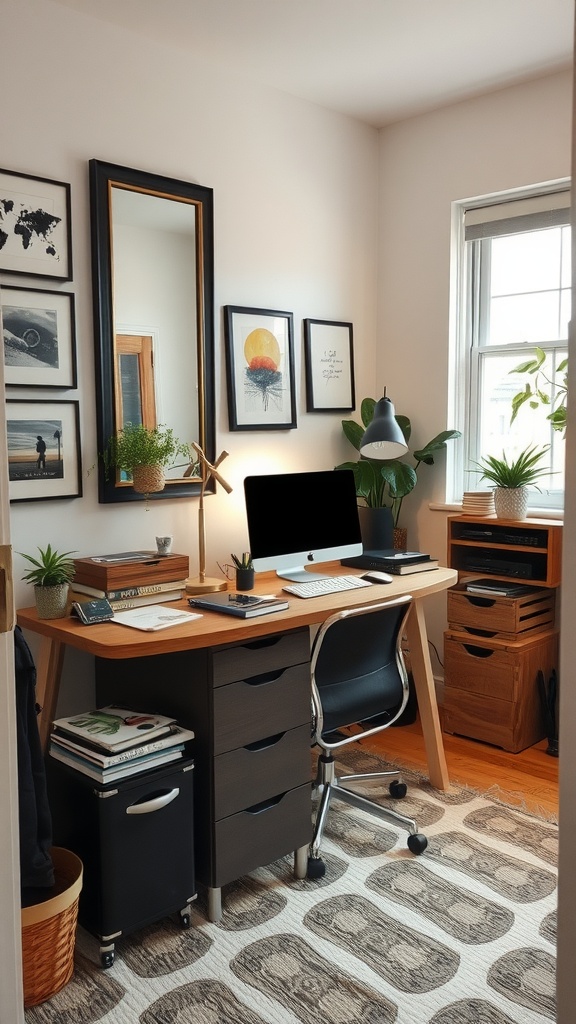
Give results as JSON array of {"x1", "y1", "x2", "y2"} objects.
[{"x1": 311, "y1": 596, "x2": 412, "y2": 743}]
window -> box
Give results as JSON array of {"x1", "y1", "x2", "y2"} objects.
[{"x1": 450, "y1": 185, "x2": 570, "y2": 512}]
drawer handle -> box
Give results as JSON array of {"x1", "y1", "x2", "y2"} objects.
[
  {"x1": 244, "y1": 669, "x2": 283, "y2": 686},
  {"x1": 463, "y1": 626, "x2": 497, "y2": 638},
  {"x1": 465, "y1": 596, "x2": 496, "y2": 608},
  {"x1": 245, "y1": 732, "x2": 285, "y2": 752},
  {"x1": 245, "y1": 793, "x2": 285, "y2": 814},
  {"x1": 126, "y1": 788, "x2": 180, "y2": 814},
  {"x1": 462, "y1": 644, "x2": 495, "y2": 658},
  {"x1": 243, "y1": 636, "x2": 282, "y2": 651}
]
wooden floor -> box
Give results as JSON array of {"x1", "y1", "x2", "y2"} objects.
[{"x1": 361, "y1": 717, "x2": 559, "y2": 819}]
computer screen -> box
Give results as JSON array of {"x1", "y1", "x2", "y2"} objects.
[{"x1": 243, "y1": 469, "x2": 362, "y2": 582}]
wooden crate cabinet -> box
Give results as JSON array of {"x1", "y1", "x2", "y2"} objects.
[
  {"x1": 443, "y1": 628, "x2": 558, "y2": 752},
  {"x1": 444, "y1": 515, "x2": 561, "y2": 752}
]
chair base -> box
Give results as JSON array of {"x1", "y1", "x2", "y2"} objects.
[{"x1": 307, "y1": 752, "x2": 428, "y2": 877}]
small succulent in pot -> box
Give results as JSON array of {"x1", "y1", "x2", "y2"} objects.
[{"x1": 19, "y1": 544, "x2": 76, "y2": 619}]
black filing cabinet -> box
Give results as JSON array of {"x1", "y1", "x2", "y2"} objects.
[
  {"x1": 95, "y1": 626, "x2": 312, "y2": 921},
  {"x1": 47, "y1": 756, "x2": 195, "y2": 966}
]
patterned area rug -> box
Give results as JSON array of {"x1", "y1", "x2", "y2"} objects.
[{"x1": 25, "y1": 748, "x2": 558, "y2": 1024}]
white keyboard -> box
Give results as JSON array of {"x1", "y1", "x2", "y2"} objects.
[{"x1": 282, "y1": 575, "x2": 373, "y2": 599}]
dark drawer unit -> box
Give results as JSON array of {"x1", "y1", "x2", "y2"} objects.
[
  {"x1": 96, "y1": 626, "x2": 312, "y2": 919},
  {"x1": 46, "y1": 756, "x2": 196, "y2": 967}
]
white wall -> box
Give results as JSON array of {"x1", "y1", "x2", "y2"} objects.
[
  {"x1": 1, "y1": 0, "x2": 379, "y2": 705},
  {"x1": 377, "y1": 71, "x2": 572, "y2": 652}
]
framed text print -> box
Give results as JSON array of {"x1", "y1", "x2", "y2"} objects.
[
  {"x1": 2, "y1": 286, "x2": 77, "y2": 387},
  {"x1": 224, "y1": 305, "x2": 297, "y2": 430},
  {"x1": 304, "y1": 318, "x2": 355, "y2": 411},
  {"x1": 0, "y1": 169, "x2": 72, "y2": 280},
  {"x1": 7, "y1": 399, "x2": 82, "y2": 502}
]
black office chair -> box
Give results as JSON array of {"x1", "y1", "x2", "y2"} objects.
[{"x1": 307, "y1": 595, "x2": 428, "y2": 878}]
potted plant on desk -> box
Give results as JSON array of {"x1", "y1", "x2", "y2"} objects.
[
  {"x1": 337, "y1": 397, "x2": 461, "y2": 549},
  {"x1": 19, "y1": 544, "x2": 76, "y2": 619},
  {"x1": 101, "y1": 423, "x2": 191, "y2": 496}
]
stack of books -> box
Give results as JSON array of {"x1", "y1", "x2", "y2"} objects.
[
  {"x1": 49, "y1": 704, "x2": 194, "y2": 784},
  {"x1": 343, "y1": 549, "x2": 439, "y2": 575},
  {"x1": 70, "y1": 550, "x2": 190, "y2": 611}
]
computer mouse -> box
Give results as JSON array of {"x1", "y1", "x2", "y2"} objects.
[{"x1": 360, "y1": 570, "x2": 394, "y2": 585}]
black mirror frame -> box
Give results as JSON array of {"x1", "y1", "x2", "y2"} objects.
[{"x1": 89, "y1": 159, "x2": 216, "y2": 503}]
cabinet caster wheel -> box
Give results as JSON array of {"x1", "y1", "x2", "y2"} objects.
[
  {"x1": 389, "y1": 780, "x2": 407, "y2": 799},
  {"x1": 307, "y1": 856, "x2": 326, "y2": 879},
  {"x1": 408, "y1": 833, "x2": 428, "y2": 855},
  {"x1": 180, "y1": 912, "x2": 191, "y2": 929},
  {"x1": 101, "y1": 951, "x2": 115, "y2": 969}
]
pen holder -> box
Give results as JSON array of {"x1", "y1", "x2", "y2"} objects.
[{"x1": 236, "y1": 567, "x2": 255, "y2": 591}]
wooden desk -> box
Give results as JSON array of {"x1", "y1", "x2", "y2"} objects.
[
  {"x1": 17, "y1": 563, "x2": 456, "y2": 790},
  {"x1": 19, "y1": 563, "x2": 456, "y2": 919}
]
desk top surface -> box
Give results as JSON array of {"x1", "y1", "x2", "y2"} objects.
[{"x1": 17, "y1": 563, "x2": 457, "y2": 659}]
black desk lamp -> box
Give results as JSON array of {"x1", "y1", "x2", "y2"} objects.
[{"x1": 360, "y1": 390, "x2": 408, "y2": 459}]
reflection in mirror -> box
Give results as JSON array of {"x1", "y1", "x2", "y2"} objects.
[{"x1": 89, "y1": 160, "x2": 215, "y2": 502}]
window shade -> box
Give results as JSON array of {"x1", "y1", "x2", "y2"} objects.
[{"x1": 464, "y1": 189, "x2": 571, "y2": 240}]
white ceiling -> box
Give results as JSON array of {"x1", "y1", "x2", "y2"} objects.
[{"x1": 53, "y1": 0, "x2": 573, "y2": 127}]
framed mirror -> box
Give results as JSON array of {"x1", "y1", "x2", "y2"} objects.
[{"x1": 89, "y1": 159, "x2": 215, "y2": 502}]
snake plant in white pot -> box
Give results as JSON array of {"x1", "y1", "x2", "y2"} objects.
[{"x1": 472, "y1": 445, "x2": 551, "y2": 520}]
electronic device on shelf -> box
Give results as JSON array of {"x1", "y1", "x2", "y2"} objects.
[
  {"x1": 464, "y1": 557, "x2": 532, "y2": 578},
  {"x1": 244, "y1": 469, "x2": 362, "y2": 582}
]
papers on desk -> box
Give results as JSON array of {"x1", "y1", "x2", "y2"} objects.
[{"x1": 112, "y1": 605, "x2": 202, "y2": 631}]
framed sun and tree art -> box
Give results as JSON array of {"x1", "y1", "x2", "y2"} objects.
[
  {"x1": 303, "y1": 318, "x2": 355, "y2": 412},
  {"x1": 224, "y1": 305, "x2": 297, "y2": 430},
  {"x1": 2, "y1": 286, "x2": 77, "y2": 387},
  {"x1": 6, "y1": 399, "x2": 82, "y2": 502},
  {"x1": 0, "y1": 168, "x2": 72, "y2": 281}
]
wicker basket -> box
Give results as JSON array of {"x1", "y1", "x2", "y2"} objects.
[{"x1": 21, "y1": 847, "x2": 83, "y2": 1008}]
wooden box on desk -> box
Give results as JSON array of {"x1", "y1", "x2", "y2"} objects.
[
  {"x1": 447, "y1": 584, "x2": 556, "y2": 641},
  {"x1": 73, "y1": 552, "x2": 189, "y2": 589},
  {"x1": 443, "y1": 627, "x2": 559, "y2": 753}
]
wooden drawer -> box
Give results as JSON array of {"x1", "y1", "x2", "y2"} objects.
[
  {"x1": 443, "y1": 689, "x2": 544, "y2": 753},
  {"x1": 214, "y1": 663, "x2": 310, "y2": 753},
  {"x1": 444, "y1": 630, "x2": 559, "y2": 698},
  {"x1": 211, "y1": 628, "x2": 310, "y2": 687},
  {"x1": 214, "y1": 724, "x2": 311, "y2": 819},
  {"x1": 447, "y1": 585, "x2": 555, "y2": 639},
  {"x1": 213, "y1": 783, "x2": 312, "y2": 888}
]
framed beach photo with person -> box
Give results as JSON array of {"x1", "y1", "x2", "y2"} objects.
[{"x1": 6, "y1": 399, "x2": 82, "y2": 502}]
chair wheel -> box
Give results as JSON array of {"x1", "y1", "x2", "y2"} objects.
[
  {"x1": 100, "y1": 951, "x2": 115, "y2": 969},
  {"x1": 407, "y1": 833, "x2": 428, "y2": 855},
  {"x1": 389, "y1": 780, "x2": 407, "y2": 799},
  {"x1": 307, "y1": 856, "x2": 326, "y2": 879},
  {"x1": 180, "y1": 912, "x2": 191, "y2": 928}
]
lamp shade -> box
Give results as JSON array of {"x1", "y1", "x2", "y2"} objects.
[{"x1": 360, "y1": 396, "x2": 408, "y2": 459}]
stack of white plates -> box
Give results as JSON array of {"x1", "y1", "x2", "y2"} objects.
[{"x1": 461, "y1": 490, "x2": 496, "y2": 516}]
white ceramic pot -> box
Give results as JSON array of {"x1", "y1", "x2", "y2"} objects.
[{"x1": 494, "y1": 486, "x2": 529, "y2": 520}]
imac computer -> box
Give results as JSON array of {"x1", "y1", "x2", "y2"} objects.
[{"x1": 243, "y1": 469, "x2": 362, "y2": 582}]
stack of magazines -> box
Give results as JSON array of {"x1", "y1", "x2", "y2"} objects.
[{"x1": 49, "y1": 705, "x2": 194, "y2": 784}]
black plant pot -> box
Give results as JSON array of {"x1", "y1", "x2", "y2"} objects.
[{"x1": 357, "y1": 506, "x2": 394, "y2": 551}]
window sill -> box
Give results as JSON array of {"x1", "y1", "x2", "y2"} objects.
[{"x1": 430, "y1": 502, "x2": 564, "y2": 523}]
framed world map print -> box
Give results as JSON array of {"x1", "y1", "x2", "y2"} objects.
[{"x1": 0, "y1": 169, "x2": 72, "y2": 281}]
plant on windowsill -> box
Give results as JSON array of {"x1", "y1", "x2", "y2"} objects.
[
  {"x1": 471, "y1": 444, "x2": 551, "y2": 520},
  {"x1": 509, "y1": 347, "x2": 568, "y2": 437},
  {"x1": 101, "y1": 423, "x2": 191, "y2": 496},
  {"x1": 337, "y1": 397, "x2": 461, "y2": 548},
  {"x1": 19, "y1": 544, "x2": 76, "y2": 619}
]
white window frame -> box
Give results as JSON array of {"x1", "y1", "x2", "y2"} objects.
[{"x1": 448, "y1": 180, "x2": 571, "y2": 514}]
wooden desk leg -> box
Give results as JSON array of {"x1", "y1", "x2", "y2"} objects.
[
  {"x1": 405, "y1": 599, "x2": 450, "y2": 791},
  {"x1": 35, "y1": 637, "x2": 64, "y2": 753}
]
